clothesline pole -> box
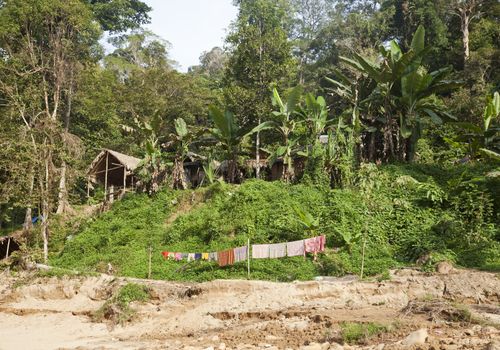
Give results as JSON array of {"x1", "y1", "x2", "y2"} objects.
[
  {"x1": 247, "y1": 238, "x2": 250, "y2": 279},
  {"x1": 147, "y1": 245, "x2": 152, "y2": 279}
]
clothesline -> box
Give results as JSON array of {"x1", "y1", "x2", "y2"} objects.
[{"x1": 161, "y1": 235, "x2": 326, "y2": 268}]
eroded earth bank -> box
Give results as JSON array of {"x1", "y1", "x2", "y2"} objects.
[{"x1": 0, "y1": 268, "x2": 499, "y2": 350}]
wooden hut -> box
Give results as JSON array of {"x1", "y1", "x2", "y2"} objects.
[
  {"x1": 0, "y1": 232, "x2": 22, "y2": 259},
  {"x1": 87, "y1": 149, "x2": 141, "y2": 202}
]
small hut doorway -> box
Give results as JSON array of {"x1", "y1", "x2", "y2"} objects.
[
  {"x1": 87, "y1": 149, "x2": 141, "y2": 202},
  {"x1": 0, "y1": 235, "x2": 21, "y2": 259}
]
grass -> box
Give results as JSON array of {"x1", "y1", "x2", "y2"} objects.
[
  {"x1": 50, "y1": 163, "x2": 499, "y2": 282},
  {"x1": 340, "y1": 321, "x2": 388, "y2": 344},
  {"x1": 92, "y1": 282, "x2": 151, "y2": 325}
]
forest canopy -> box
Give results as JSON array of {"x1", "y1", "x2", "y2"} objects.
[{"x1": 0, "y1": 0, "x2": 498, "y2": 273}]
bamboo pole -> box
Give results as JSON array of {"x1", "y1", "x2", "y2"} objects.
[
  {"x1": 5, "y1": 238, "x2": 11, "y2": 259},
  {"x1": 86, "y1": 177, "x2": 90, "y2": 198},
  {"x1": 104, "y1": 152, "x2": 109, "y2": 201},
  {"x1": 147, "y1": 245, "x2": 152, "y2": 279},
  {"x1": 92, "y1": 165, "x2": 126, "y2": 175},
  {"x1": 123, "y1": 165, "x2": 126, "y2": 191},
  {"x1": 247, "y1": 238, "x2": 250, "y2": 279}
]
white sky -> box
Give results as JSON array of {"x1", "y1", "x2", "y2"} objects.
[{"x1": 144, "y1": 0, "x2": 237, "y2": 72}]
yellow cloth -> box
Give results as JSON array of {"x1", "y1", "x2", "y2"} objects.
[{"x1": 202, "y1": 252, "x2": 209, "y2": 260}]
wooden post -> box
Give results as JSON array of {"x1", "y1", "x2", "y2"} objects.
[
  {"x1": 147, "y1": 245, "x2": 152, "y2": 279},
  {"x1": 5, "y1": 238, "x2": 11, "y2": 259},
  {"x1": 104, "y1": 152, "x2": 109, "y2": 202},
  {"x1": 123, "y1": 165, "x2": 126, "y2": 191},
  {"x1": 86, "y1": 177, "x2": 90, "y2": 198},
  {"x1": 360, "y1": 235, "x2": 366, "y2": 279},
  {"x1": 247, "y1": 238, "x2": 250, "y2": 279}
]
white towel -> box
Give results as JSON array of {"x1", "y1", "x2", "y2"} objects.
[
  {"x1": 187, "y1": 253, "x2": 195, "y2": 261},
  {"x1": 252, "y1": 244, "x2": 270, "y2": 259},
  {"x1": 269, "y1": 243, "x2": 287, "y2": 258},
  {"x1": 286, "y1": 239, "x2": 305, "y2": 257}
]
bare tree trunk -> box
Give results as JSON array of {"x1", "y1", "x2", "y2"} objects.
[
  {"x1": 368, "y1": 131, "x2": 376, "y2": 162},
  {"x1": 41, "y1": 148, "x2": 50, "y2": 264},
  {"x1": 172, "y1": 158, "x2": 187, "y2": 190},
  {"x1": 56, "y1": 161, "x2": 67, "y2": 214},
  {"x1": 255, "y1": 118, "x2": 261, "y2": 178},
  {"x1": 461, "y1": 12, "x2": 470, "y2": 63},
  {"x1": 23, "y1": 171, "x2": 35, "y2": 232},
  {"x1": 56, "y1": 68, "x2": 73, "y2": 214}
]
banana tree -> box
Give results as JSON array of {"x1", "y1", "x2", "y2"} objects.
[
  {"x1": 163, "y1": 118, "x2": 203, "y2": 189},
  {"x1": 452, "y1": 91, "x2": 500, "y2": 160},
  {"x1": 123, "y1": 113, "x2": 166, "y2": 195},
  {"x1": 298, "y1": 93, "x2": 330, "y2": 144},
  {"x1": 267, "y1": 86, "x2": 302, "y2": 182},
  {"x1": 208, "y1": 105, "x2": 272, "y2": 183},
  {"x1": 329, "y1": 25, "x2": 460, "y2": 161}
]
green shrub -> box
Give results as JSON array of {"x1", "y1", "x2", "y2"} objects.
[
  {"x1": 93, "y1": 283, "x2": 151, "y2": 325},
  {"x1": 340, "y1": 322, "x2": 388, "y2": 344},
  {"x1": 53, "y1": 163, "x2": 500, "y2": 281}
]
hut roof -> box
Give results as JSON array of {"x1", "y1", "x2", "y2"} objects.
[{"x1": 88, "y1": 149, "x2": 141, "y2": 175}]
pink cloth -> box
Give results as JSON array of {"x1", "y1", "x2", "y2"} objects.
[
  {"x1": 304, "y1": 235, "x2": 326, "y2": 253},
  {"x1": 175, "y1": 253, "x2": 182, "y2": 261}
]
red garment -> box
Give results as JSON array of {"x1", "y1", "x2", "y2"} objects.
[
  {"x1": 217, "y1": 249, "x2": 235, "y2": 267},
  {"x1": 304, "y1": 235, "x2": 326, "y2": 253},
  {"x1": 162, "y1": 251, "x2": 169, "y2": 259}
]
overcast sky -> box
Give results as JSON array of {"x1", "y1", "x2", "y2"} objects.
[{"x1": 143, "y1": 0, "x2": 237, "y2": 72}]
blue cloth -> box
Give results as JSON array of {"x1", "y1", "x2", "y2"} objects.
[{"x1": 194, "y1": 253, "x2": 202, "y2": 260}]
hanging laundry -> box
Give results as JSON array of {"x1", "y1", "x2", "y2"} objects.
[
  {"x1": 181, "y1": 253, "x2": 188, "y2": 260},
  {"x1": 168, "y1": 252, "x2": 176, "y2": 260},
  {"x1": 318, "y1": 235, "x2": 326, "y2": 252},
  {"x1": 188, "y1": 253, "x2": 195, "y2": 261},
  {"x1": 194, "y1": 253, "x2": 202, "y2": 260},
  {"x1": 175, "y1": 253, "x2": 182, "y2": 261},
  {"x1": 252, "y1": 244, "x2": 270, "y2": 259},
  {"x1": 202, "y1": 253, "x2": 209, "y2": 260},
  {"x1": 269, "y1": 243, "x2": 287, "y2": 258},
  {"x1": 161, "y1": 251, "x2": 169, "y2": 259},
  {"x1": 286, "y1": 240, "x2": 305, "y2": 257},
  {"x1": 209, "y1": 252, "x2": 218, "y2": 262},
  {"x1": 233, "y1": 246, "x2": 247, "y2": 262},
  {"x1": 217, "y1": 249, "x2": 235, "y2": 267},
  {"x1": 304, "y1": 235, "x2": 326, "y2": 253}
]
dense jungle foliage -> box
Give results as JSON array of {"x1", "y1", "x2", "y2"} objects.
[
  {"x1": 54, "y1": 163, "x2": 499, "y2": 281},
  {"x1": 0, "y1": 0, "x2": 498, "y2": 279}
]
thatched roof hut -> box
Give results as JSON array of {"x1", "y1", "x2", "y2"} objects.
[
  {"x1": 87, "y1": 149, "x2": 141, "y2": 197},
  {"x1": 0, "y1": 231, "x2": 22, "y2": 259}
]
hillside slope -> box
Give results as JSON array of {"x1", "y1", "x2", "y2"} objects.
[{"x1": 53, "y1": 164, "x2": 500, "y2": 281}]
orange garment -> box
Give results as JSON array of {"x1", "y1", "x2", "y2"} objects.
[{"x1": 217, "y1": 249, "x2": 235, "y2": 267}]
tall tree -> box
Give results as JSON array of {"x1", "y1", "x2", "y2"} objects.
[
  {"x1": 225, "y1": 0, "x2": 297, "y2": 177},
  {"x1": 0, "y1": 0, "x2": 101, "y2": 261},
  {"x1": 289, "y1": 0, "x2": 334, "y2": 84},
  {"x1": 84, "y1": 0, "x2": 151, "y2": 32},
  {"x1": 449, "y1": 0, "x2": 485, "y2": 65}
]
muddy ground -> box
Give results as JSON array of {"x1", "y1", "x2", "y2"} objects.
[{"x1": 0, "y1": 268, "x2": 499, "y2": 350}]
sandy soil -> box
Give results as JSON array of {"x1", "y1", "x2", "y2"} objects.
[{"x1": 0, "y1": 268, "x2": 499, "y2": 350}]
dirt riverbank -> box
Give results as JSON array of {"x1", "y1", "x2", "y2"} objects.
[{"x1": 0, "y1": 268, "x2": 498, "y2": 350}]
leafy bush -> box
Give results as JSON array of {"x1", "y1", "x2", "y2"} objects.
[
  {"x1": 53, "y1": 163, "x2": 499, "y2": 281},
  {"x1": 93, "y1": 283, "x2": 151, "y2": 325},
  {"x1": 340, "y1": 322, "x2": 388, "y2": 344}
]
